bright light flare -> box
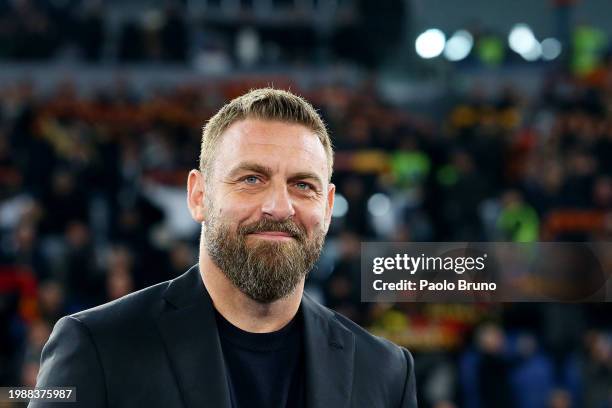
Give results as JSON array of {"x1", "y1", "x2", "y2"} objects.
[
  {"x1": 444, "y1": 30, "x2": 474, "y2": 61},
  {"x1": 416, "y1": 29, "x2": 446, "y2": 59}
]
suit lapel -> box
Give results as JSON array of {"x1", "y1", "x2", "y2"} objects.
[
  {"x1": 157, "y1": 266, "x2": 356, "y2": 408},
  {"x1": 157, "y1": 266, "x2": 231, "y2": 408},
  {"x1": 302, "y1": 294, "x2": 355, "y2": 408}
]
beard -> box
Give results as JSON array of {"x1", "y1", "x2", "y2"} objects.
[{"x1": 203, "y1": 205, "x2": 326, "y2": 304}]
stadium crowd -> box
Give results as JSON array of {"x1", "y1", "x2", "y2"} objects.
[{"x1": 0, "y1": 0, "x2": 405, "y2": 68}]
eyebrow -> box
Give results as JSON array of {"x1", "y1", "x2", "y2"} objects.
[
  {"x1": 227, "y1": 162, "x2": 273, "y2": 179},
  {"x1": 226, "y1": 161, "x2": 324, "y2": 188}
]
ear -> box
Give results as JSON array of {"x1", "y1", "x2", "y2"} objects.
[
  {"x1": 323, "y1": 182, "x2": 335, "y2": 232},
  {"x1": 187, "y1": 169, "x2": 206, "y2": 223}
]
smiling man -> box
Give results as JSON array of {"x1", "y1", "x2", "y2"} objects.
[{"x1": 32, "y1": 88, "x2": 417, "y2": 408}]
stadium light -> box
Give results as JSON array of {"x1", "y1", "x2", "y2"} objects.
[
  {"x1": 332, "y1": 193, "x2": 349, "y2": 218},
  {"x1": 521, "y1": 41, "x2": 542, "y2": 61},
  {"x1": 508, "y1": 23, "x2": 540, "y2": 60},
  {"x1": 368, "y1": 193, "x2": 391, "y2": 217},
  {"x1": 444, "y1": 30, "x2": 474, "y2": 61},
  {"x1": 541, "y1": 38, "x2": 562, "y2": 60},
  {"x1": 415, "y1": 29, "x2": 446, "y2": 59}
]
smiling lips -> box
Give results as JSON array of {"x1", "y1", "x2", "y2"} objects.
[{"x1": 249, "y1": 231, "x2": 295, "y2": 240}]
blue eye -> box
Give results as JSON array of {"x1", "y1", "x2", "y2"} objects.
[
  {"x1": 244, "y1": 176, "x2": 260, "y2": 184},
  {"x1": 295, "y1": 182, "x2": 311, "y2": 191}
]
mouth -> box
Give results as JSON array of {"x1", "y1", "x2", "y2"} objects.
[{"x1": 248, "y1": 231, "x2": 295, "y2": 241}]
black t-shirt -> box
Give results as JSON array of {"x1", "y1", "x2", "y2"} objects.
[{"x1": 215, "y1": 308, "x2": 305, "y2": 408}]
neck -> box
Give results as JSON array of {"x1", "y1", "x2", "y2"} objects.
[{"x1": 199, "y1": 252, "x2": 304, "y2": 333}]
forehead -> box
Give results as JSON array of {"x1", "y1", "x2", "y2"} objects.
[{"x1": 214, "y1": 119, "x2": 329, "y2": 177}]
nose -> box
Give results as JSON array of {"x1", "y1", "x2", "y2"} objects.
[{"x1": 261, "y1": 182, "x2": 296, "y2": 220}]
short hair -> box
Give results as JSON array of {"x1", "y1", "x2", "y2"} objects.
[{"x1": 200, "y1": 88, "x2": 333, "y2": 181}]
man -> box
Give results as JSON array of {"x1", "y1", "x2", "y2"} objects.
[{"x1": 32, "y1": 88, "x2": 417, "y2": 407}]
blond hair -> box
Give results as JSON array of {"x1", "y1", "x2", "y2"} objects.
[{"x1": 200, "y1": 88, "x2": 333, "y2": 181}]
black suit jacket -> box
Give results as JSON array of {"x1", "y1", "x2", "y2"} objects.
[{"x1": 31, "y1": 265, "x2": 417, "y2": 407}]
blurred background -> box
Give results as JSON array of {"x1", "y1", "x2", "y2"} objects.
[{"x1": 0, "y1": 0, "x2": 611, "y2": 407}]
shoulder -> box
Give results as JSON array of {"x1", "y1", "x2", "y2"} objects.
[
  {"x1": 69, "y1": 278, "x2": 172, "y2": 332},
  {"x1": 60, "y1": 265, "x2": 203, "y2": 348},
  {"x1": 303, "y1": 293, "x2": 413, "y2": 371},
  {"x1": 302, "y1": 295, "x2": 416, "y2": 405},
  {"x1": 335, "y1": 308, "x2": 409, "y2": 358},
  {"x1": 333, "y1": 308, "x2": 414, "y2": 380}
]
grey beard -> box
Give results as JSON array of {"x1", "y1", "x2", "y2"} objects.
[{"x1": 204, "y1": 216, "x2": 324, "y2": 303}]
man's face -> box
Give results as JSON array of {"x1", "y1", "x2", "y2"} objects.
[{"x1": 191, "y1": 119, "x2": 335, "y2": 303}]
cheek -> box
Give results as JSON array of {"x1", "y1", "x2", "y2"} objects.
[
  {"x1": 217, "y1": 195, "x2": 261, "y2": 223},
  {"x1": 301, "y1": 205, "x2": 327, "y2": 232}
]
